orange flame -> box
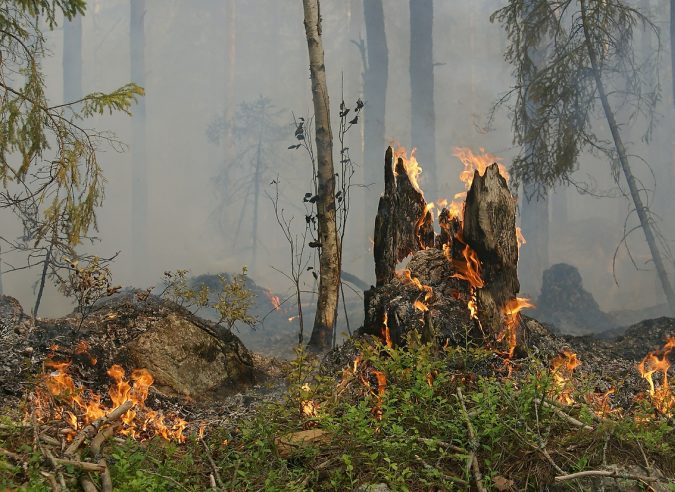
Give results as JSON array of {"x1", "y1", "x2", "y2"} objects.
[
  {"x1": 498, "y1": 298, "x2": 535, "y2": 356},
  {"x1": 382, "y1": 313, "x2": 392, "y2": 347},
  {"x1": 550, "y1": 350, "x2": 581, "y2": 404},
  {"x1": 447, "y1": 242, "x2": 484, "y2": 289},
  {"x1": 400, "y1": 269, "x2": 434, "y2": 301},
  {"x1": 394, "y1": 146, "x2": 423, "y2": 195},
  {"x1": 264, "y1": 289, "x2": 281, "y2": 310},
  {"x1": 516, "y1": 227, "x2": 526, "y2": 249},
  {"x1": 413, "y1": 300, "x2": 429, "y2": 312},
  {"x1": 35, "y1": 360, "x2": 188, "y2": 442},
  {"x1": 638, "y1": 336, "x2": 675, "y2": 414},
  {"x1": 300, "y1": 383, "x2": 319, "y2": 418}
]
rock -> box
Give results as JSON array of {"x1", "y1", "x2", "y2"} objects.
[
  {"x1": 535, "y1": 263, "x2": 616, "y2": 334},
  {"x1": 117, "y1": 313, "x2": 256, "y2": 400},
  {"x1": 0, "y1": 295, "x2": 29, "y2": 337},
  {"x1": 356, "y1": 483, "x2": 392, "y2": 492}
]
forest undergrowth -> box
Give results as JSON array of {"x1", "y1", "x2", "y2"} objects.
[{"x1": 1, "y1": 332, "x2": 674, "y2": 491}]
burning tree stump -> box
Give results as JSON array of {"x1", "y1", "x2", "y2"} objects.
[
  {"x1": 374, "y1": 147, "x2": 434, "y2": 287},
  {"x1": 365, "y1": 149, "x2": 529, "y2": 355},
  {"x1": 462, "y1": 164, "x2": 523, "y2": 354}
]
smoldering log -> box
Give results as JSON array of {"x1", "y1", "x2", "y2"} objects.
[{"x1": 373, "y1": 146, "x2": 433, "y2": 287}]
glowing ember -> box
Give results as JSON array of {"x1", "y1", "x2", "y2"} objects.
[
  {"x1": 34, "y1": 359, "x2": 188, "y2": 442},
  {"x1": 638, "y1": 336, "x2": 674, "y2": 414},
  {"x1": 550, "y1": 350, "x2": 581, "y2": 404}
]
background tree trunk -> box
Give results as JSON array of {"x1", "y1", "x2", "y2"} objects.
[
  {"x1": 130, "y1": 0, "x2": 148, "y2": 281},
  {"x1": 63, "y1": 12, "x2": 82, "y2": 104},
  {"x1": 519, "y1": 186, "x2": 549, "y2": 297},
  {"x1": 363, "y1": 0, "x2": 388, "y2": 270},
  {"x1": 409, "y1": 0, "x2": 437, "y2": 197},
  {"x1": 302, "y1": 0, "x2": 341, "y2": 351},
  {"x1": 581, "y1": 0, "x2": 675, "y2": 316}
]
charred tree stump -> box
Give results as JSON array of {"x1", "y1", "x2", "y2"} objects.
[
  {"x1": 462, "y1": 164, "x2": 521, "y2": 353},
  {"x1": 374, "y1": 146, "x2": 433, "y2": 286}
]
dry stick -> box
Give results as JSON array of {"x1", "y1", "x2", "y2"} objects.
[
  {"x1": 50, "y1": 457, "x2": 106, "y2": 473},
  {"x1": 42, "y1": 448, "x2": 67, "y2": 490},
  {"x1": 99, "y1": 457, "x2": 113, "y2": 492},
  {"x1": 40, "y1": 434, "x2": 62, "y2": 447},
  {"x1": 90, "y1": 423, "x2": 121, "y2": 459},
  {"x1": 201, "y1": 438, "x2": 225, "y2": 490},
  {"x1": 540, "y1": 400, "x2": 593, "y2": 431},
  {"x1": 65, "y1": 400, "x2": 133, "y2": 456},
  {"x1": 39, "y1": 470, "x2": 59, "y2": 492},
  {"x1": 456, "y1": 388, "x2": 487, "y2": 492},
  {"x1": 0, "y1": 446, "x2": 22, "y2": 462},
  {"x1": 144, "y1": 470, "x2": 192, "y2": 492},
  {"x1": 556, "y1": 469, "x2": 672, "y2": 484},
  {"x1": 230, "y1": 459, "x2": 242, "y2": 492},
  {"x1": 209, "y1": 474, "x2": 217, "y2": 488},
  {"x1": 414, "y1": 455, "x2": 468, "y2": 486},
  {"x1": 416, "y1": 437, "x2": 466, "y2": 455},
  {"x1": 79, "y1": 474, "x2": 98, "y2": 492}
]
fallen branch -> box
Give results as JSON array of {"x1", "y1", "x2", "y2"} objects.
[
  {"x1": 65, "y1": 400, "x2": 133, "y2": 456},
  {"x1": 39, "y1": 470, "x2": 59, "y2": 492},
  {"x1": 541, "y1": 400, "x2": 593, "y2": 431},
  {"x1": 201, "y1": 438, "x2": 225, "y2": 490},
  {"x1": 457, "y1": 387, "x2": 487, "y2": 492},
  {"x1": 79, "y1": 474, "x2": 99, "y2": 492},
  {"x1": 51, "y1": 457, "x2": 106, "y2": 473},
  {"x1": 144, "y1": 470, "x2": 192, "y2": 492},
  {"x1": 415, "y1": 455, "x2": 468, "y2": 486},
  {"x1": 230, "y1": 459, "x2": 242, "y2": 492},
  {"x1": 0, "y1": 447, "x2": 22, "y2": 462},
  {"x1": 99, "y1": 457, "x2": 113, "y2": 492},
  {"x1": 91, "y1": 422, "x2": 121, "y2": 458},
  {"x1": 555, "y1": 469, "x2": 672, "y2": 484},
  {"x1": 416, "y1": 437, "x2": 466, "y2": 455}
]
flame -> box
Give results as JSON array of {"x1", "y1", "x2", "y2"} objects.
[
  {"x1": 288, "y1": 315, "x2": 299, "y2": 322},
  {"x1": 452, "y1": 146, "x2": 507, "y2": 190},
  {"x1": 413, "y1": 300, "x2": 428, "y2": 312},
  {"x1": 447, "y1": 241, "x2": 484, "y2": 289},
  {"x1": 498, "y1": 298, "x2": 535, "y2": 357},
  {"x1": 638, "y1": 336, "x2": 675, "y2": 414},
  {"x1": 400, "y1": 269, "x2": 434, "y2": 301},
  {"x1": 382, "y1": 313, "x2": 392, "y2": 347},
  {"x1": 550, "y1": 350, "x2": 581, "y2": 404},
  {"x1": 300, "y1": 383, "x2": 319, "y2": 418},
  {"x1": 74, "y1": 340, "x2": 91, "y2": 354},
  {"x1": 394, "y1": 146, "x2": 423, "y2": 194},
  {"x1": 516, "y1": 227, "x2": 526, "y2": 249},
  {"x1": 34, "y1": 359, "x2": 188, "y2": 442},
  {"x1": 263, "y1": 289, "x2": 281, "y2": 310}
]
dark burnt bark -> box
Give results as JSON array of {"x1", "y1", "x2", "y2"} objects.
[{"x1": 463, "y1": 164, "x2": 520, "y2": 350}]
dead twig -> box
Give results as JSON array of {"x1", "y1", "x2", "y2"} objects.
[
  {"x1": 540, "y1": 400, "x2": 593, "y2": 431},
  {"x1": 99, "y1": 457, "x2": 113, "y2": 492},
  {"x1": 0, "y1": 446, "x2": 22, "y2": 462},
  {"x1": 39, "y1": 470, "x2": 59, "y2": 492},
  {"x1": 144, "y1": 470, "x2": 192, "y2": 492},
  {"x1": 79, "y1": 474, "x2": 98, "y2": 492},
  {"x1": 414, "y1": 455, "x2": 468, "y2": 486},
  {"x1": 416, "y1": 437, "x2": 466, "y2": 455},
  {"x1": 65, "y1": 400, "x2": 133, "y2": 456},
  {"x1": 90, "y1": 422, "x2": 121, "y2": 459},
  {"x1": 201, "y1": 438, "x2": 225, "y2": 490},
  {"x1": 457, "y1": 387, "x2": 487, "y2": 492},
  {"x1": 50, "y1": 457, "x2": 106, "y2": 473},
  {"x1": 230, "y1": 459, "x2": 241, "y2": 492},
  {"x1": 555, "y1": 469, "x2": 672, "y2": 484}
]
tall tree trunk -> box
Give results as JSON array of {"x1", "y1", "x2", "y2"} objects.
[
  {"x1": 409, "y1": 0, "x2": 437, "y2": 196},
  {"x1": 581, "y1": 0, "x2": 675, "y2": 315},
  {"x1": 63, "y1": 12, "x2": 82, "y2": 104},
  {"x1": 251, "y1": 104, "x2": 265, "y2": 267},
  {"x1": 363, "y1": 0, "x2": 388, "y2": 262},
  {"x1": 223, "y1": 0, "x2": 236, "y2": 169},
  {"x1": 130, "y1": 0, "x2": 148, "y2": 280},
  {"x1": 0, "y1": 243, "x2": 3, "y2": 296},
  {"x1": 302, "y1": 0, "x2": 341, "y2": 350},
  {"x1": 519, "y1": 186, "x2": 549, "y2": 296}
]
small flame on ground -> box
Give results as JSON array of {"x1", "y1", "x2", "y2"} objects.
[
  {"x1": 35, "y1": 359, "x2": 188, "y2": 442},
  {"x1": 550, "y1": 350, "x2": 581, "y2": 404},
  {"x1": 498, "y1": 298, "x2": 535, "y2": 357},
  {"x1": 638, "y1": 336, "x2": 675, "y2": 414},
  {"x1": 413, "y1": 300, "x2": 429, "y2": 312},
  {"x1": 300, "y1": 383, "x2": 319, "y2": 417},
  {"x1": 264, "y1": 289, "x2": 281, "y2": 310}
]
